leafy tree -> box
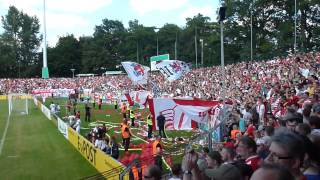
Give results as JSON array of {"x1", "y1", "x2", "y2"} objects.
[
  {"x1": 0, "y1": 6, "x2": 41, "y2": 77},
  {"x1": 47, "y1": 35, "x2": 80, "y2": 77}
]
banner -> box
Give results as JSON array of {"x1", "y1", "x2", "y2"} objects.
[
  {"x1": 130, "y1": 90, "x2": 151, "y2": 109},
  {"x1": 41, "y1": 104, "x2": 51, "y2": 120},
  {"x1": 155, "y1": 60, "x2": 190, "y2": 82},
  {"x1": 0, "y1": 95, "x2": 7, "y2": 100},
  {"x1": 33, "y1": 97, "x2": 38, "y2": 106},
  {"x1": 148, "y1": 98, "x2": 219, "y2": 130},
  {"x1": 68, "y1": 127, "x2": 127, "y2": 179},
  {"x1": 32, "y1": 89, "x2": 54, "y2": 94},
  {"x1": 53, "y1": 89, "x2": 75, "y2": 97},
  {"x1": 32, "y1": 89, "x2": 75, "y2": 98},
  {"x1": 58, "y1": 118, "x2": 68, "y2": 139},
  {"x1": 121, "y1": 61, "x2": 150, "y2": 85}
]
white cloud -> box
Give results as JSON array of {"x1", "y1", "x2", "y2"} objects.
[
  {"x1": 0, "y1": 0, "x2": 112, "y2": 14},
  {"x1": 47, "y1": 0, "x2": 112, "y2": 14},
  {"x1": 129, "y1": 0, "x2": 188, "y2": 15},
  {"x1": 0, "y1": 0, "x2": 112, "y2": 46},
  {"x1": 180, "y1": 6, "x2": 216, "y2": 22},
  {"x1": 46, "y1": 13, "x2": 88, "y2": 29}
]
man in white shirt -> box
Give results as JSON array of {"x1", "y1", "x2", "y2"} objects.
[
  {"x1": 50, "y1": 102, "x2": 56, "y2": 114},
  {"x1": 256, "y1": 98, "x2": 265, "y2": 125},
  {"x1": 73, "y1": 118, "x2": 81, "y2": 134}
]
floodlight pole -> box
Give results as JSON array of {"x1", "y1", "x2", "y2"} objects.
[
  {"x1": 250, "y1": 0, "x2": 254, "y2": 61},
  {"x1": 70, "y1": 69, "x2": 75, "y2": 78},
  {"x1": 157, "y1": 35, "x2": 159, "y2": 55},
  {"x1": 175, "y1": 31, "x2": 178, "y2": 60},
  {"x1": 200, "y1": 39, "x2": 204, "y2": 66},
  {"x1": 42, "y1": 0, "x2": 49, "y2": 78},
  {"x1": 195, "y1": 26, "x2": 198, "y2": 68},
  {"x1": 154, "y1": 27, "x2": 159, "y2": 56},
  {"x1": 220, "y1": 22, "x2": 226, "y2": 103},
  {"x1": 294, "y1": 0, "x2": 297, "y2": 54},
  {"x1": 136, "y1": 41, "x2": 139, "y2": 63}
]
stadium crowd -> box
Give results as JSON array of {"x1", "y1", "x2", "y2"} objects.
[{"x1": 1, "y1": 51, "x2": 320, "y2": 179}]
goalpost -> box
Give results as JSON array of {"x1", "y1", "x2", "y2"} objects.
[{"x1": 8, "y1": 94, "x2": 29, "y2": 116}]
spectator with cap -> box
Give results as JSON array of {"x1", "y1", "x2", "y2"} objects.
[
  {"x1": 265, "y1": 128, "x2": 306, "y2": 180},
  {"x1": 282, "y1": 112, "x2": 303, "y2": 131}
]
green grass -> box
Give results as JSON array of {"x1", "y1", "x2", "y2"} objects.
[{"x1": 0, "y1": 100, "x2": 98, "y2": 180}]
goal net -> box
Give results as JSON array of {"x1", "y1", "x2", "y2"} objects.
[{"x1": 8, "y1": 94, "x2": 29, "y2": 116}]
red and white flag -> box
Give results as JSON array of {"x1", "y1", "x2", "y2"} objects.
[
  {"x1": 155, "y1": 60, "x2": 190, "y2": 82},
  {"x1": 148, "y1": 98, "x2": 219, "y2": 130},
  {"x1": 130, "y1": 90, "x2": 151, "y2": 109},
  {"x1": 121, "y1": 61, "x2": 150, "y2": 85}
]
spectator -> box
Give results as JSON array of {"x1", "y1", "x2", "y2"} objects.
[
  {"x1": 204, "y1": 164, "x2": 242, "y2": 180},
  {"x1": 73, "y1": 118, "x2": 81, "y2": 134},
  {"x1": 168, "y1": 163, "x2": 182, "y2": 180},
  {"x1": 300, "y1": 136, "x2": 320, "y2": 180},
  {"x1": 295, "y1": 123, "x2": 311, "y2": 136},
  {"x1": 146, "y1": 113, "x2": 153, "y2": 139},
  {"x1": 153, "y1": 136, "x2": 164, "y2": 171},
  {"x1": 236, "y1": 136, "x2": 261, "y2": 171},
  {"x1": 143, "y1": 165, "x2": 161, "y2": 180},
  {"x1": 250, "y1": 163, "x2": 294, "y2": 180},
  {"x1": 206, "y1": 151, "x2": 223, "y2": 169},
  {"x1": 85, "y1": 103, "x2": 91, "y2": 122},
  {"x1": 50, "y1": 102, "x2": 56, "y2": 114},
  {"x1": 309, "y1": 116, "x2": 320, "y2": 143},
  {"x1": 120, "y1": 119, "x2": 132, "y2": 151},
  {"x1": 157, "y1": 112, "x2": 167, "y2": 138},
  {"x1": 265, "y1": 128, "x2": 306, "y2": 180},
  {"x1": 221, "y1": 147, "x2": 236, "y2": 164},
  {"x1": 282, "y1": 112, "x2": 302, "y2": 131},
  {"x1": 110, "y1": 136, "x2": 119, "y2": 159},
  {"x1": 94, "y1": 134, "x2": 106, "y2": 152}
]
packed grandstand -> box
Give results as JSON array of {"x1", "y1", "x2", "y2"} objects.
[{"x1": 1, "y1": 51, "x2": 320, "y2": 180}]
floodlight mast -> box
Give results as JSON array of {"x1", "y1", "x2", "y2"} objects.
[{"x1": 208, "y1": 0, "x2": 227, "y2": 152}]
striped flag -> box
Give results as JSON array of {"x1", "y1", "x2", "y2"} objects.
[
  {"x1": 121, "y1": 61, "x2": 150, "y2": 85},
  {"x1": 155, "y1": 60, "x2": 190, "y2": 82}
]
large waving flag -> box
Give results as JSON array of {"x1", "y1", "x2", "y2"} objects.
[
  {"x1": 155, "y1": 60, "x2": 190, "y2": 82},
  {"x1": 148, "y1": 98, "x2": 219, "y2": 130},
  {"x1": 121, "y1": 61, "x2": 150, "y2": 85}
]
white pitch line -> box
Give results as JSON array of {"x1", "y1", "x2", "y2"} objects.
[
  {"x1": 132, "y1": 134, "x2": 148, "y2": 143},
  {"x1": 0, "y1": 114, "x2": 11, "y2": 155}
]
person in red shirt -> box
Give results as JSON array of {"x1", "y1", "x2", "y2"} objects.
[
  {"x1": 245, "y1": 121, "x2": 256, "y2": 139},
  {"x1": 236, "y1": 136, "x2": 261, "y2": 171},
  {"x1": 284, "y1": 89, "x2": 300, "y2": 108}
]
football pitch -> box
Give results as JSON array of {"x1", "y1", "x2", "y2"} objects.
[{"x1": 0, "y1": 100, "x2": 98, "y2": 180}]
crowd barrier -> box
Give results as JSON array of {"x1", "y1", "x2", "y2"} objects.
[{"x1": 33, "y1": 97, "x2": 128, "y2": 180}]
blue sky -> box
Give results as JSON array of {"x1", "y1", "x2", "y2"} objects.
[{"x1": 0, "y1": 0, "x2": 219, "y2": 46}]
